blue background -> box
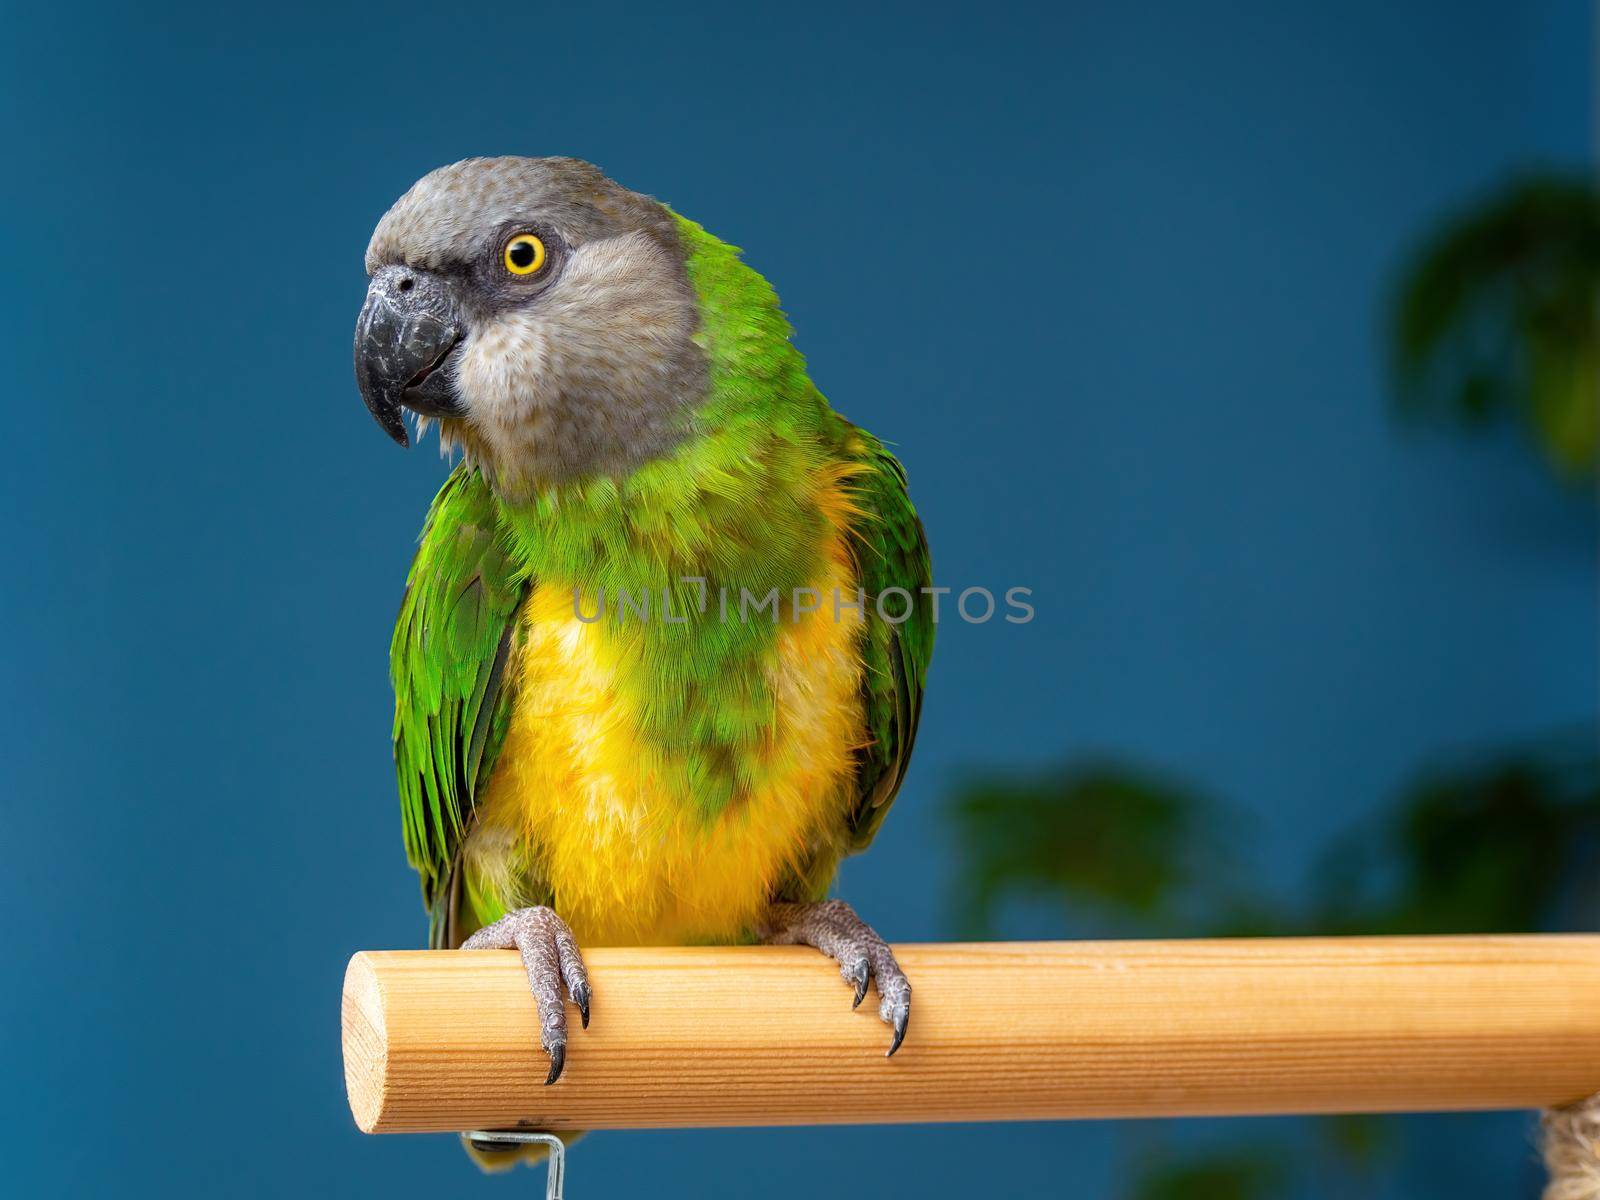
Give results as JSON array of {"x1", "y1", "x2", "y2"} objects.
[{"x1": 4, "y1": 1, "x2": 1594, "y2": 1196}]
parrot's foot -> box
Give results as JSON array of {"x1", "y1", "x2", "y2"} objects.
[
  {"x1": 761, "y1": 899, "x2": 911, "y2": 1056},
  {"x1": 461, "y1": 906, "x2": 591, "y2": 1085}
]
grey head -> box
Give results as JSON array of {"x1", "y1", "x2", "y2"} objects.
[{"x1": 354, "y1": 157, "x2": 707, "y2": 489}]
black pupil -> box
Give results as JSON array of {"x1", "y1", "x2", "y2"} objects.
[{"x1": 509, "y1": 239, "x2": 537, "y2": 269}]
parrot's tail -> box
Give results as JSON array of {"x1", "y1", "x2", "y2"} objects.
[{"x1": 460, "y1": 1130, "x2": 585, "y2": 1174}]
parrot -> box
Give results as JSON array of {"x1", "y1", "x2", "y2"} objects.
[{"x1": 352, "y1": 157, "x2": 934, "y2": 1169}]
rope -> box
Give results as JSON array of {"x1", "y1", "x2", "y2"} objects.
[{"x1": 1544, "y1": 1096, "x2": 1600, "y2": 1199}]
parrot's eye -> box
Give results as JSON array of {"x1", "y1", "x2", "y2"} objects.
[{"x1": 503, "y1": 234, "x2": 547, "y2": 277}]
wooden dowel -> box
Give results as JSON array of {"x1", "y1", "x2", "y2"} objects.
[{"x1": 342, "y1": 936, "x2": 1600, "y2": 1134}]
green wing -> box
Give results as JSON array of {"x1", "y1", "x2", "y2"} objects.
[
  {"x1": 846, "y1": 430, "x2": 935, "y2": 852},
  {"x1": 390, "y1": 463, "x2": 526, "y2": 947}
]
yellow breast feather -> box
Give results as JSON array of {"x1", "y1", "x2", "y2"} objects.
[{"x1": 466, "y1": 533, "x2": 867, "y2": 946}]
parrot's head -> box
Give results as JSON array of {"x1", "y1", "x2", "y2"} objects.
[{"x1": 354, "y1": 156, "x2": 707, "y2": 487}]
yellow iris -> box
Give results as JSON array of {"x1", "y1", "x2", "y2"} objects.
[{"x1": 503, "y1": 234, "x2": 547, "y2": 276}]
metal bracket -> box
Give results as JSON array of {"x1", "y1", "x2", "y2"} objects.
[{"x1": 464, "y1": 1131, "x2": 567, "y2": 1200}]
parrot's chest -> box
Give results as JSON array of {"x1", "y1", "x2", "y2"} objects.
[{"x1": 467, "y1": 563, "x2": 866, "y2": 946}]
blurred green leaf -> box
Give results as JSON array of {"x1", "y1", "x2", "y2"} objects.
[
  {"x1": 1131, "y1": 1151, "x2": 1288, "y2": 1200},
  {"x1": 1313, "y1": 734, "x2": 1600, "y2": 935},
  {"x1": 1316, "y1": 1112, "x2": 1394, "y2": 1170},
  {"x1": 1388, "y1": 173, "x2": 1600, "y2": 477},
  {"x1": 944, "y1": 761, "x2": 1228, "y2": 937}
]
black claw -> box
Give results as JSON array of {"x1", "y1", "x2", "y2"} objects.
[
  {"x1": 574, "y1": 984, "x2": 592, "y2": 1030},
  {"x1": 544, "y1": 1043, "x2": 566, "y2": 1086},
  {"x1": 887, "y1": 1012, "x2": 908, "y2": 1058},
  {"x1": 845, "y1": 960, "x2": 870, "y2": 1009}
]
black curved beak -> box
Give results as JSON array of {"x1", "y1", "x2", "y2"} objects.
[{"x1": 354, "y1": 265, "x2": 465, "y2": 447}]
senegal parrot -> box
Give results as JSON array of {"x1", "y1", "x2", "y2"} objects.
[{"x1": 353, "y1": 157, "x2": 934, "y2": 1168}]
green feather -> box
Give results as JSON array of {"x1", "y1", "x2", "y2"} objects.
[
  {"x1": 390, "y1": 465, "x2": 525, "y2": 945},
  {"x1": 842, "y1": 434, "x2": 933, "y2": 851}
]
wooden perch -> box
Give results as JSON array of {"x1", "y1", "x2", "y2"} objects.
[{"x1": 343, "y1": 936, "x2": 1600, "y2": 1134}]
